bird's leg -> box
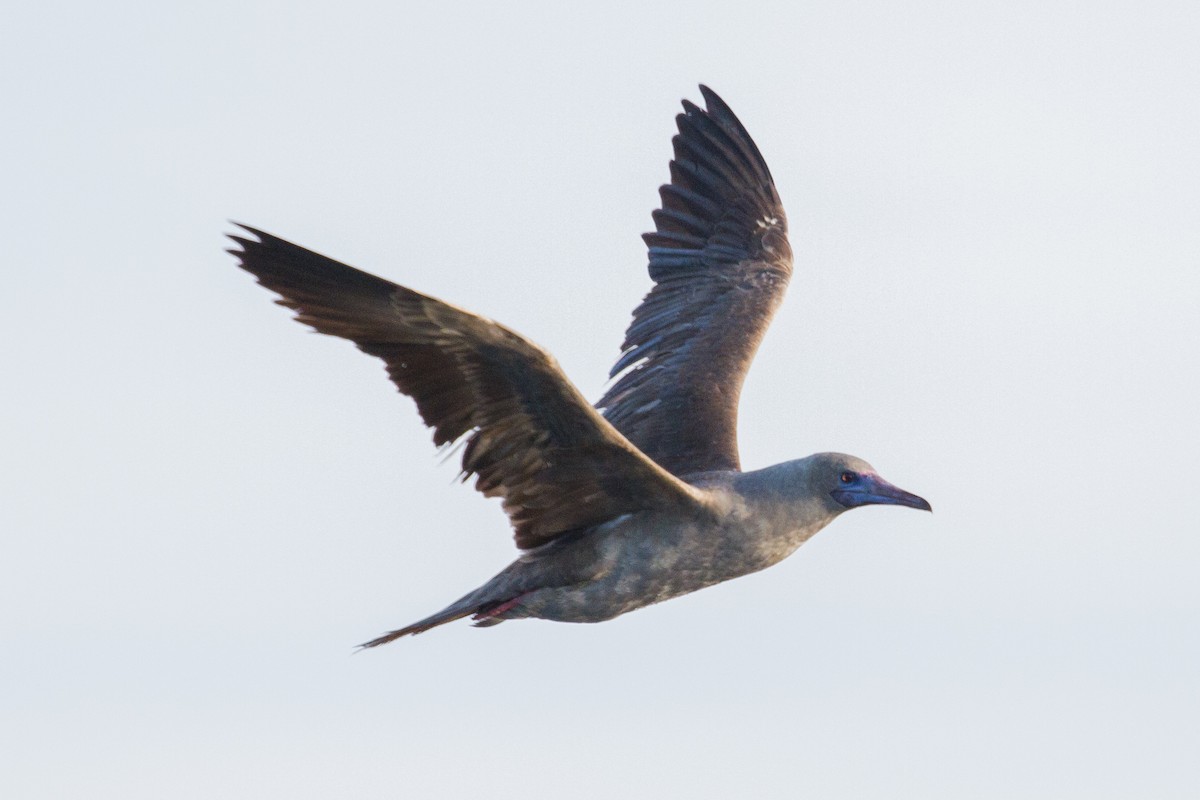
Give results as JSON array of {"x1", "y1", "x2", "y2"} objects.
[{"x1": 471, "y1": 592, "x2": 532, "y2": 627}]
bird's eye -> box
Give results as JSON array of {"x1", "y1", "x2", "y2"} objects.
[{"x1": 839, "y1": 471, "x2": 856, "y2": 484}]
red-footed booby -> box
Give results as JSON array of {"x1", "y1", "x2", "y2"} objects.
[{"x1": 229, "y1": 86, "x2": 930, "y2": 647}]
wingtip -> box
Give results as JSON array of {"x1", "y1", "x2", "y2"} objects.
[
  {"x1": 681, "y1": 84, "x2": 722, "y2": 115},
  {"x1": 225, "y1": 223, "x2": 259, "y2": 257},
  {"x1": 697, "y1": 84, "x2": 726, "y2": 113},
  {"x1": 225, "y1": 235, "x2": 258, "y2": 260},
  {"x1": 227, "y1": 221, "x2": 267, "y2": 241}
]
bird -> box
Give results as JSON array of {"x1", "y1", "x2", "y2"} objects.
[{"x1": 229, "y1": 85, "x2": 930, "y2": 648}]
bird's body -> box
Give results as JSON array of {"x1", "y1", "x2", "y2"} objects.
[
  {"x1": 230, "y1": 87, "x2": 930, "y2": 646},
  {"x1": 404, "y1": 461, "x2": 832, "y2": 636}
]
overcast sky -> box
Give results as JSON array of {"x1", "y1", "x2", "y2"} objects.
[{"x1": 3, "y1": 2, "x2": 1198, "y2": 798}]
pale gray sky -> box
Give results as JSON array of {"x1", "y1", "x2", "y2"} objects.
[{"x1": 3, "y1": 1, "x2": 1198, "y2": 798}]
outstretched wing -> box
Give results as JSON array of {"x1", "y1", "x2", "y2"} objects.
[
  {"x1": 598, "y1": 86, "x2": 793, "y2": 476},
  {"x1": 229, "y1": 226, "x2": 703, "y2": 550}
]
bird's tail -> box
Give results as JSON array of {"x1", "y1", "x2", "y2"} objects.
[
  {"x1": 357, "y1": 608, "x2": 476, "y2": 648},
  {"x1": 357, "y1": 588, "x2": 527, "y2": 649}
]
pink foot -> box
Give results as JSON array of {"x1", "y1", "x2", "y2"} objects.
[{"x1": 471, "y1": 592, "x2": 530, "y2": 623}]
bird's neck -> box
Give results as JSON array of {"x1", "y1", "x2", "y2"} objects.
[
  {"x1": 713, "y1": 460, "x2": 844, "y2": 560},
  {"x1": 734, "y1": 460, "x2": 840, "y2": 534}
]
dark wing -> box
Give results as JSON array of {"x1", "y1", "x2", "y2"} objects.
[
  {"x1": 598, "y1": 85, "x2": 793, "y2": 476},
  {"x1": 229, "y1": 225, "x2": 704, "y2": 550}
]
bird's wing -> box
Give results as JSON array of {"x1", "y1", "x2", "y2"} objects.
[
  {"x1": 230, "y1": 226, "x2": 705, "y2": 550},
  {"x1": 598, "y1": 86, "x2": 793, "y2": 476}
]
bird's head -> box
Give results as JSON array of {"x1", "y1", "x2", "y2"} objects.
[{"x1": 807, "y1": 452, "x2": 932, "y2": 514}]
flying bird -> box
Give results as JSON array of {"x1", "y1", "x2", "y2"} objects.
[{"x1": 229, "y1": 85, "x2": 930, "y2": 647}]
